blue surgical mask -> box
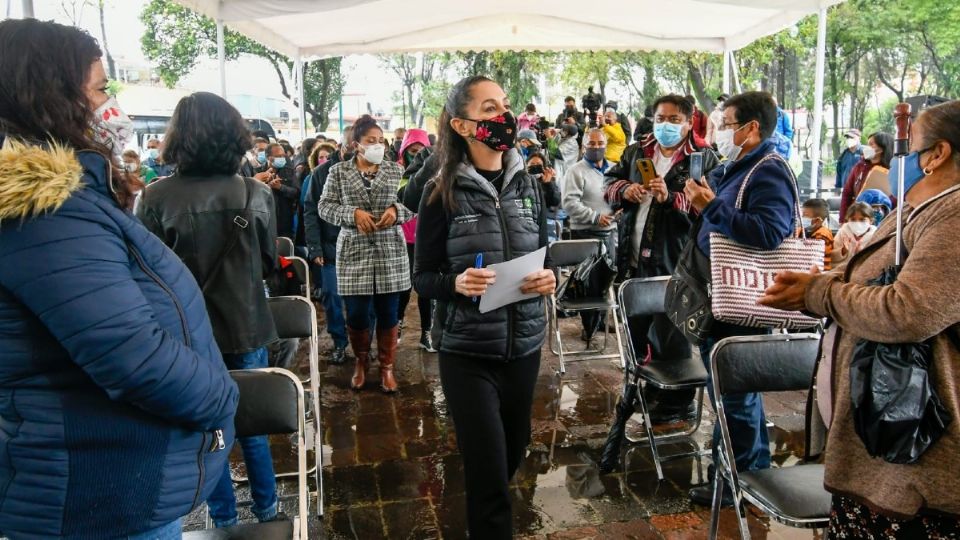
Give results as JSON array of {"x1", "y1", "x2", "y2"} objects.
[
  {"x1": 888, "y1": 148, "x2": 932, "y2": 198},
  {"x1": 801, "y1": 217, "x2": 813, "y2": 229},
  {"x1": 874, "y1": 209, "x2": 885, "y2": 226},
  {"x1": 271, "y1": 157, "x2": 287, "y2": 169},
  {"x1": 653, "y1": 122, "x2": 684, "y2": 148},
  {"x1": 257, "y1": 151, "x2": 267, "y2": 165},
  {"x1": 147, "y1": 148, "x2": 160, "y2": 160}
]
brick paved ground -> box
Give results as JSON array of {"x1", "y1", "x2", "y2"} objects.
[{"x1": 184, "y1": 294, "x2": 824, "y2": 539}]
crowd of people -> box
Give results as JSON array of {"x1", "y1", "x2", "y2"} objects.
[{"x1": 0, "y1": 17, "x2": 958, "y2": 540}]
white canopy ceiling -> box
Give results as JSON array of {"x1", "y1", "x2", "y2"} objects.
[{"x1": 171, "y1": 0, "x2": 843, "y2": 59}]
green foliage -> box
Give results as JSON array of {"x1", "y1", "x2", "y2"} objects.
[
  {"x1": 106, "y1": 79, "x2": 123, "y2": 97},
  {"x1": 139, "y1": 0, "x2": 344, "y2": 131},
  {"x1": 863, "y1": 96, "x2": 900, "y2": 137}
]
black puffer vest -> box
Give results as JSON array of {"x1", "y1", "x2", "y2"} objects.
[{"x1": 434, "y1": 152, "x2": 547, "y2": 361}]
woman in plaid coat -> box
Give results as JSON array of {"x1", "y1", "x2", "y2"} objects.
[{"x1": 317, "y1": 115, "x2": 413, "y2": 393}]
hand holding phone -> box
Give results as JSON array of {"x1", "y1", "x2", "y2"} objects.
[{"x1": 689, "y1": 152, "x2": 704, "y2": 184}]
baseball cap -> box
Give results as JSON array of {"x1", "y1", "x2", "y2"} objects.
[{"x1": 517, "y1": 129, "x2": 541, "y2": 146}]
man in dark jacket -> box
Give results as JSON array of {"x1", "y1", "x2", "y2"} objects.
[
  {"x1": 401, "y1": 146, "x2": 439, "y2": 212},
  {"x1": 604, "y1": 94, "x2": 720, "y2": 424},
  {"x1": 555, "y1": 95, "x2": 586, "y2": 131},
  {"x1": 304, "y1": 129, "x2": 353, "y2": 364},
  {"x1": 258, "y1": 142, "x2": 301, "y2": 238}
]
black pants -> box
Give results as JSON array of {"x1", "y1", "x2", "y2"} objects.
[
  {"x1": 439, "y1": 351, "x2": 541, "y2": 539},
  {"x1": 397, "y1": 243, "x2": 432, "y2": 331},
  {"x1": 570, "y1": 230, "x2": 617, "y2": 337}
]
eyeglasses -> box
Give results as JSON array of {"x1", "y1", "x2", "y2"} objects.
[{"x1": 718, "y1": 121, "x2": 743, "y2": 130}]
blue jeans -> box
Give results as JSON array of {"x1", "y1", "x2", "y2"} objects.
[
  {"x1": 343, "y1": 293, "x2": 400, "y2": 330},
  {"x1": 207, "y1": 348, "x2": 278, "y2": 527},
  {"x1": 319, "y1": 263, "x2": 348, "y2": 349},
  {"x1": 126, "y1": 519, "x2": 182, "y2": 540},
  {"x1": 700, "y1": 323, "x2": 771, "y2": 473}
]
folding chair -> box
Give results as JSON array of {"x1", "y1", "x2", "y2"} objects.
[
  {"x1": 185, "y1": 368, "x2": 308, "y2": 540},
  {"x1": 276, "y1": 236, "x2": 295, "y2": 257},
  {"x1": 708, "y1": 334, "x2": 831, "y2": 540},
  {"x1": 617, "y1": 277, "x2": 708, "y2": 480},
  {"x1": 232, "y1": 297, "x2": 323, "y2": 517},
  {"x1": 548, "y1": 239, "x2": 625, "y2": 375}
]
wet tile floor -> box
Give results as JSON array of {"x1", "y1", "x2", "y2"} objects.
[{"x1": 183, "y1": 297, "x2": 825, "y2": 539}]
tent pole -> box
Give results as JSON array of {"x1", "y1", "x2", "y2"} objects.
[
  {"x1": 338, "y1": 94, "x2": 344, "y2": 134},
  {"x1": 20, "y1": 0, "x2": 32, "y2": 18},
  {"x1": 295, "y1": 52, "x2": 307, "y2": 140},
  {"x1": 810, "y1": 7, "x2": 828, "y2": 194},
  {"x1": 216, "y1": 20, "x2": 226, "y2": 98},
  {"x1": 722, "y1": 50, "x2": 731, "y2": 95},
  {"x1": 731, "y1": 51, "x2": 742, "y2": 94}
]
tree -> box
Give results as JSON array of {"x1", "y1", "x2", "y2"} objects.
[
  {"x1": 139, "y1": 0, "x2": 345, "y2": 131},
  {"x1": 96, "y1": 1, "x2": 116, "y2": 80},
  {"x1": 458, "y1": 51, "x2": 555, "y2": 112},
  {"x1": 379, "y1": 53, "x2": 454, "y2": 128}
]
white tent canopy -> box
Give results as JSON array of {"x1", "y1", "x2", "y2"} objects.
[
  {"x1": 173, "y1": 0, "x2": 841, "y2": 58},
  {"x1": 168, "y1": 0, "x2": 843, "y2": 191}
]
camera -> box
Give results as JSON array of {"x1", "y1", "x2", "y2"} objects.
[{"x1": 581, "y1": 86, "x2": 602, "y2": 127}]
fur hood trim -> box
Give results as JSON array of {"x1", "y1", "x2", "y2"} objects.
[{"x1": 0, "y1": 139, "x2": 84, "y2": 221}]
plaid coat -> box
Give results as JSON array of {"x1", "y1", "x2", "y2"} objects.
[{"x1": 317, "y1": 158, "x2": 413, "y2": 296}]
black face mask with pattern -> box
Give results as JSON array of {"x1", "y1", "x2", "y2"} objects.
[{"x1": 465, "y1": 111, "x2": 517, "y2": 152}]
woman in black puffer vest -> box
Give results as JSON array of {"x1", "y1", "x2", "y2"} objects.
[{"x1": 413, "y1": 76, "x2": 556, "y2": 539}]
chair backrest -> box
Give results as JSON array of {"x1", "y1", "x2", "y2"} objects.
[
  {"x1": 548, "y1": 238, "x2": 601, "y2": 268},
  {"x1": 268, "y1": 296, "x2": 315, "y2": 340},
  {"x1": 276, "y1": 236, "x2": 295, "y2": 257},
  {"x1": 711, "y1": 334, "x2": 820, "y2": 396},
  {"x1": 618, "y1": 277, "x2": 670, "y2": 319},
  {"x1": 231, "y1": 368, "x2": 302, "y2": 438},
  {"x1": 285, "y1": 256, "x2": 311, "y2": 297}
]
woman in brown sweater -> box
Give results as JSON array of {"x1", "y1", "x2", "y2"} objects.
[{"x1": 759, "y1": 101, "x2": 960, "y2": 537}]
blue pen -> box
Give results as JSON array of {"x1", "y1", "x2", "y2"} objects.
[{"x1": 473, "y1": 252, "x2": 483, "y2": 303}]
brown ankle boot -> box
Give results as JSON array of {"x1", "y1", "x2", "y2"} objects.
[
  {"x1": 376, "y1": 325, "x2": 400, "y2": 394},
  {"x1": 347, "y1": 327, "x2": 371, "y2": 391}
]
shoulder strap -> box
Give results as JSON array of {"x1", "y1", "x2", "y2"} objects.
[
  {"x1": 199, "y1": 177, "x2": 253, "y2": 293},
  {"x1": 734, "y1": 152, "x2": 804, "y2": 238}
]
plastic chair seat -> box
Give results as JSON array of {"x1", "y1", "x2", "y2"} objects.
[
  {"x1": 738, "y1": 464, "x2": 831, "y2": 521},
  {"x1": 638, "y1": 355, "x2": 708, "y2": 388},
  {"x1": 183, "y1": 519, "x2": 294, "y2": 540},
  {"x1": 557, "y1": 297, "x2": 615, "y2": 311}
]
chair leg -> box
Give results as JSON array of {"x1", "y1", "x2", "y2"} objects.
[
  {"x1": 636, "y1": 382, "x2": 664, "y2": 481},
  {"x1": 552, "y1": 296, "x2": 568, "y2": 375},
  {"x1": 709, "y1": 475, "x2": 723, "y2": 540},
  {"x1": 610, "y1": 304, "x2": 626, "y2": 370},
  {"x1": 549, "y1": 295, "x2": 560, "y2": 356}
]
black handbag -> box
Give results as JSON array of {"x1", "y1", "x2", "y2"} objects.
[
  {"x1": 665, "y1": 218, "x2": 713, "y2": 346},
  {"x1": 556, "y1": 241, "x2": 617, "y2": 303},
  {"x1": 849, "y1": 239, "x2": 951, "y2": 464}
]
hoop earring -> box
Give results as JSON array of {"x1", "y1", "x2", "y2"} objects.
[{"x1": 923, "y1": 167, "x2": 934, "y2": 176}]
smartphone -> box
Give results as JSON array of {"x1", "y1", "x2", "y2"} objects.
[
  {"x1": 637, "y1": 158, "x2": 657, "y2": 188},
  {"x1": 689, "y1": 152, "x2": 704, "y2": 184}
]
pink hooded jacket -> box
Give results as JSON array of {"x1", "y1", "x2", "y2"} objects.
[{"x1": 398, "y1": 128, "x2": 432, "y2": 244}]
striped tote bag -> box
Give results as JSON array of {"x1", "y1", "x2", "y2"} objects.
[{"x1": 709, "y1": 154, "x2": 825, "y2": 330}]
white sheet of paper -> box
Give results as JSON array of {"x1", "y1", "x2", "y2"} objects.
[{"x1": 478, "y1": 247, "x2": 548, "y2": 314}]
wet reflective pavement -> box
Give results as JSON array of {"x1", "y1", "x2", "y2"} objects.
[{"x1": 184, "y1": 297, "x2": 824, "y2": 539}]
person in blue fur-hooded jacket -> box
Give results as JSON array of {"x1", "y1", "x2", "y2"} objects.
[
  {"x1": 681, "y1": 91, "x2": 798, "y2": 508},
  {"x1": 0, "y1": 19, "x2": 237, "y2": 539}
]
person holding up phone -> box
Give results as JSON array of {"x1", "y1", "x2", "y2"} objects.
[
  {"x1": 603, "y1": 94, "x2": 720, "y2": 425},
  {"x1": 256, "y1": 142, "x2": 301, "y2": 238}
]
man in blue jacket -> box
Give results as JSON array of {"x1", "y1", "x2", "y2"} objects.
[
  {"x1": 836, "y1": 128, "x2": 863, "y2": 190},
  {"x1": 682, "y1": 91, "x2": 797, "y2": 507}
]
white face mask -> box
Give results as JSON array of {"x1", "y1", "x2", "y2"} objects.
[
  {"x1": 91, "y1": 96, "x2": 134, "y2": 155},
  {"x1": 847, "y1": 221, "x2": 871, "y2": 236},
  {"x1": 845, "y1": 137, "x2": 859, "y2": 150},
  {"x1": 123, "y1": 162, "x2": 139, "y2": 173},
  {"x1": 360, "y1": 143, "x2": 385, "y2": 165},
  {"x1": 861, "y1": 146, "x2": 876, "y2": 160},
  {"x1": 716, "y1": 123, "x2": 748, "y2": 162}
]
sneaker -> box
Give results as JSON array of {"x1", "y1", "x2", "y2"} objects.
[
  {"x1": 329, "y1": 346, "x2": 347, "y2": 365},
  {"x1": 419, "y1": 331, "x2": 437, "y2": 353}
]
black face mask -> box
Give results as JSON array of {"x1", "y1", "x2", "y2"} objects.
[
  {"x1": 527, "y1": 164, "x2": 545, "y2": 176},
  {"x1": 466, "y1": 111, "x2": 517, "y2": 151}
]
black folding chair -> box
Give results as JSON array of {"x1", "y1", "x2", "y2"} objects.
[
  {"x1": 186, "y1": 368, "x2": 308, "y2": 540},
  {"x1": 547, "y1": 239, "x2": 625, "y2": 375},
  {"x1": 276, "y1": 236, "x2": 295, "y2": 258},
  {"x1": 616, "y1": 277, "x2": 708, "y2": 480},
  {"x1": 708, "y1": 334, "x2": 831, "y2": 540}
]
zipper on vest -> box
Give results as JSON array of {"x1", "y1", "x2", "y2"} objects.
[
  {"x1": 127, "y1": 242, "x2": 192, "y2": 348},
  {"x1": 191, "y1": 432, "x2": 208, "y2": 511},
  {"x1": 494, "y1": 196, "x2": 515, "y2": 359}
]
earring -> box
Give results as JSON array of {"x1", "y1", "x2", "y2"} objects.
[{"x1": 923, "y1": 167, "x2": 934, "y2": 176}]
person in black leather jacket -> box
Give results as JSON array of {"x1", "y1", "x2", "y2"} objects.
[{"x1": 136, "y1": 91, "x2": 281, "y2": 528}]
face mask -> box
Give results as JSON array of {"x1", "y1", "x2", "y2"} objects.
[
  {"x1": 91, "y1": 96, "x2": 133, "y2": 154},
  {"x1": 860, "y1": 146, "x2": 876, "y2": 161},
  {"x1": 653, "y1": 122, "x2": 685, "y2": 148},
  {"x1": 584, "y1": 147, "x2": 606, "y2": 163},
  {"x1": 848, "y1": 221, "x2": 871, "y2": 236},
  {"x1": 361, "y1": 143, "x2": 386, "y2": 165},
  {"x1": 520, "y1": 146, "x2": 531, "y2": 158},
  {"x1": 527, "y1": 164, "x2": 545, "y2": 176},
  {"x1": 468, "y1": 111, "x2": 517, "y2": 151},
  {"x1": 403, "y1": 150, "x2": 417, "y2": 165},
  {"x1": 874, "y1": 209, "x2": 885, "y2": 226},
  {"x1": 888, "y1": 149, "x2": 931, "y2": 198},
  {"x1": 257, "y1": 151, "x2": 267, "y2": 165},
  {"x1": 123, "y1": 162, "x2": 139, "y2": 173},
  {"x1": 801, "y1": 217, "x2": 814, "y2": 229},
  {"x1": 846, "y1": 137, "x2": 860, "y2": 150},
  {"x1": 715, "y1": 123, "x2": 749, "y2": 162},
  {"x1": 147, "y1": 148, "x2": 160, "y2": 160},
  {"x1": 271, "y1": 157, "x2": 287, "y2": 169},
  {"x1": 317, "y1": 158, "x2": 329, "y2": 166}
]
